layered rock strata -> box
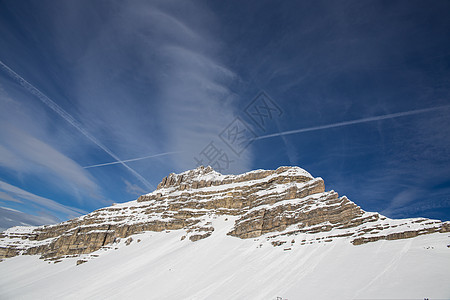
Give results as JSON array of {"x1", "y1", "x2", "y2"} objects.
[{"x1": 1, "y1": 166, "x2": 448, "y2": 261}]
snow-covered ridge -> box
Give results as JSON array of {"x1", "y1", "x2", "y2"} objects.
[
  {"x1": 175, "y1": 165, "x2": 312, "y2": 182},
  {"x1": 153, "y1": 165, "x2": 313, "y2": 192},
  {"x1": 0, "y1": 165, "x2": 449, "y2": 263}
]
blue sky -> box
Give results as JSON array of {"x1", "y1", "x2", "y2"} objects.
[{"x1": 0, "y1": 0, "x2": 449, "y2": 229}]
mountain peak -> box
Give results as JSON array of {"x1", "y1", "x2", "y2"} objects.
[
  {"x1": 0, "y1": 166, "x2": 448, "y2": 263},
  {"x1": 155, "y1": 165, "x2": 313, "y2": 191}
]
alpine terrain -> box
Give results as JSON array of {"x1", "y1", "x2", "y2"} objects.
[{"x1": 0, "y1": 166, "x2": 449, "y2": 299}]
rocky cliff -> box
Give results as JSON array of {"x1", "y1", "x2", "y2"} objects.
[{"x1": 1, "y1": 166, "x2": 449, "y2": 262}]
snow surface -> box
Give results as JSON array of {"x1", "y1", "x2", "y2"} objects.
[{"x1": 0, "y1": 215, "x2": 449, "y2": 300}]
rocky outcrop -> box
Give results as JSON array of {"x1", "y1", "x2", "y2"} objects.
[{"x1": 1, "y1": 166, "x2": 449, "y2": 261}]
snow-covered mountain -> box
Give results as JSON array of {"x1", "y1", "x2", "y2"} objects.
[{"x1": 0, "y1": 166, "x2": 449, "y2": 299}]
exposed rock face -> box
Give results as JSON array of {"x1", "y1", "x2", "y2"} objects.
[{"x1": 0, "y1": 166, "x2": 448, "y2": 261}]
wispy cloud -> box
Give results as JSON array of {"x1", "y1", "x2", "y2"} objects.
[
  {"x1": 142, "y1": 7, "x2": 252, "y2": 174},
  {"x1": 0, "y1": 191, "x2": 21, "y2": 203},
  {"x1": 158, "y1": 43, "x2": 248, "y2": 173},
  {"x1": 307, "y1": 106, "x2": 450, "y2": 219},
  {"x1": 63, "y1": 0, "x2": 252, "y2": 174},
  {"x1": 83, "y1": 151, "x2": 181, "y2": 169},
  {"x1": 255, "y1": 104, "x2": 450, "y2": 141},
  {"x1": 0, "y1": 207, "x2": 60, "y2": 231},
  {"x1": 0, "y1": 0, "x2": 251, "y2": 225},
  {"x1": 123, "y1": 179, "x2": 147, "y2": 197},
  {"x1": 0, "y1": 59, "x2": 155, "y2": 191},
  {"x1": 0, "y1": 180, "x2": 86, "y2": 218},
  {"x1": 381, "y1": 189, "x2": 422, "y2": 217},
  {"x1": 0, "y1": 123, "x2": 99, "y2": 196}
]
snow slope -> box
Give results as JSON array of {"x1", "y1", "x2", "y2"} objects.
[{"x1": 0, "y1": 215, "x2": 449, "y2": 300}]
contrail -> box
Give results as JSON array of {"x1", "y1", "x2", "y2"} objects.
[
  {"x1": 255, "y1": 104, "x2": 450, "y2": 141},
  {"x1": 84, "y1": 151, "x2": 181, "y2": 169},
  {"x1": 0, "y1": 60, "x2": 155, "y2": 190}
]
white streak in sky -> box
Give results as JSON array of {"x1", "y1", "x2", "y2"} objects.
[
  {"x1": 83, "y1": 151, "x2": 181, "y2": 169},
  {"x1": 254, "y1": 104, "x2": 450, "y2": 141},
  {"x1": 0, "y1": 60, "x2": 154, "y2": 190}
]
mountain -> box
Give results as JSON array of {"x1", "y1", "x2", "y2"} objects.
[{"x1": 0, "y1": 166, "x2": 449, "y2": 299}]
